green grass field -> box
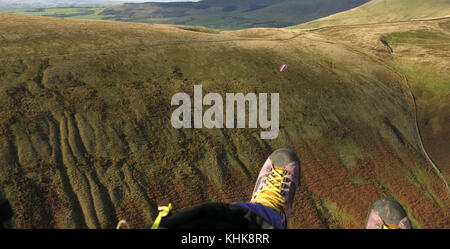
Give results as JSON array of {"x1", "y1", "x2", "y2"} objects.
[
  {"x1": 0, "y1": 6, "x2": 296, "y2": 29},
  {"x1": 1, "y1": 7, "x2": 108, "y2": 20}
]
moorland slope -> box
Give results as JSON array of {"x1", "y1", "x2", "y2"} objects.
[{"x1": 0, "y1": 13, "x2": 448, "y2": 228}]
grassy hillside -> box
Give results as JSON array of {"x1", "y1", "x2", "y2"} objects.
[
  {"x1": 1, "y1": 0, "x2": 371, "y2": 30},
  {"x1": 0, "y1": 13, "x2": 448, "y2": 229},
  {"x1": 311, "y1": 18, "x2": 450, "y2": 185},
  {"x1": 295, "y1": 0, "x2": 450, "y2": 29}
]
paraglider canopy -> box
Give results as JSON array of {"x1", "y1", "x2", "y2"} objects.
[{"x1": 280, "y1": 64, "x2": 287, "y2": 72}]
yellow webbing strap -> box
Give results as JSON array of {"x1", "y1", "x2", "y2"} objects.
[{"x1": 151, "y1": 203, "x2": 173, "y2": 229}]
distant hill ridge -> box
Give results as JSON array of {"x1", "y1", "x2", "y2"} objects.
[{"x1": 99, "y1": 0, "x2": 371, "y2": 29}]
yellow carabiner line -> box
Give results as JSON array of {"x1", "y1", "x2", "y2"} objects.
[{"x1": 151, "y1": 203, "x2": 173, "y2": 229}]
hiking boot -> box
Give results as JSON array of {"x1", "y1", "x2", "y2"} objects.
[
  {"x1": 250, "y1": 148, "x2": 300, "y2": 228},
  {"x1": 365, "y1": 197, "x2": 412, "y2": 229}
]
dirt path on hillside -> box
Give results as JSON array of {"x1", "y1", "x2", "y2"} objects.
[
  {"x1": 402, "y1": 75, "x2": 450, "y2": 193},
  {"x1": 326, "y1": 34, "x2": 450, "y2": 194}
]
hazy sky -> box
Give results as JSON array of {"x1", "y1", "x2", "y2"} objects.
[{"x1": 130, "y1": 0, "x2": 200, "y2": 1}]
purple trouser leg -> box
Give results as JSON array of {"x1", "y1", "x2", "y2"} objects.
[{"x1": 231, "y1": 202, "x2": 283, "y2": 229}]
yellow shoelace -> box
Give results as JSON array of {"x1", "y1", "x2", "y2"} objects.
[
  {"x1": 251, "y1": 166, "x2": 285, "y2": 212},
  {"x1": 382, "y1": 222, "x2": 398, "y2": 229}
]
